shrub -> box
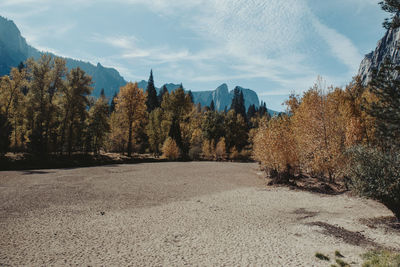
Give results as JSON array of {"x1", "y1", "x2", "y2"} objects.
[
  {"x1": 346, "y1": 146, "x2": 400, "y2": 220},
  {"x1": 215, "y1": 138, "x2": 227, "y2": 161},
  {"x1": 162, "y1": 137, "x2": 180, "y2": 160},
  {"x1": 362, "y1": 250, "x2": 400, "y2": 267}
]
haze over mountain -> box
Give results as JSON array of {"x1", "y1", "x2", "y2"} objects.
[{"x1": 0, "y1": 15, "x2": 261, "y2": 111}]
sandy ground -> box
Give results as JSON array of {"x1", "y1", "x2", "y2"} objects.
[{"x1": 0, "y1": 162, "x2": 399, "y2": 266}]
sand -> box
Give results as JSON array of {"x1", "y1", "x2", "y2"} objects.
[{"x1": 0, "y1": 162, "x2": 399, "y2": 266}]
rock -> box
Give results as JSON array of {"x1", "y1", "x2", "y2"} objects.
[{"x1": 358, "y1": 26, "x2": 400, "y2": 85}]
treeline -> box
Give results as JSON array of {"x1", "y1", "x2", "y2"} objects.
[{"x1": 0, "y1": 58, "x2": 270, "y2": 160}]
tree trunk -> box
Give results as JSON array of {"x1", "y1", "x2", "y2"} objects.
[{"x1": 127, "y1": 121, "x2": 133, "y2": 157}]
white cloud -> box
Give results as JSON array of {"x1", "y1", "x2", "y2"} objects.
[{"x1": 311, "y1": 16, "x2": 362, "y2": 74}]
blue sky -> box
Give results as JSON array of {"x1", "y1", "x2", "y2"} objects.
[{"x1": 0, "y1": 0, "x2": 387, "y2": 111}]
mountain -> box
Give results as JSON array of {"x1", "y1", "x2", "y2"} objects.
[
  {"x1": 0, "y1": 16, "x2": 126, "y2": 97},
  {"x1": 0, "y1": 15, "x2": 262, "y2": 110},
  {"x1": 358, "y1": 26, "x2": 400, "y2": 85},
  {"x1": 136, "y1": 81, "x2": 260, "y2": 112}
]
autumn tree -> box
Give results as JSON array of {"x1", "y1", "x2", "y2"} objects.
[
  {"x1": 60, "y1": 67, "x2": 93, "y2": 155},
  {"x1": 291, "y1": 79, "x2": 346, "y2": 182},
  {"x1": 146, "y1": 107, "x2": 169, "y2": 155},
  {"x1": 87, "y1": 93, "x2": 110, "y2": 154},
  {"x1": 215, "y1": 137, "x2": 227, "y2": 161},
  {"x1": 162, "y1": 137, "x2": 180, "y2": 160},
  {"x1": 114, "y1": 82, "x2": 146, "y2": 157},
  {"x1": 0, "y1": 67, "x2": 27, "y2": 154}
]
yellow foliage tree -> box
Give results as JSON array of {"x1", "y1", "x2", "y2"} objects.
[
  {"x1": 162, "y1": 137, "x2": 180, "y2": 160},
  {"x1": 114, "y1": 82, "x2": 146, "y2": 157},
  {"x1": 215, "y1": 137, "x2": 227, "y2": 161},
  {"x1": 253, "y1": 115, "x2": 298, "y2": 182}
]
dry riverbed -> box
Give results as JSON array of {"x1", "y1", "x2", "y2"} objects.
[{"x1": 0, "y1": 162, "x2": 399, "y2": 266}]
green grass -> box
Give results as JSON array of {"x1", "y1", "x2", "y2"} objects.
[
  {"x1": 362, "y1": 250, "x2": 400, "y2": 267},
  {"x1": 335, "y1": 258, "x2": 350, "y2": 267},
  {"x1": 335, "y1": 250, "x2": 345, "y2": 258},
  {"x1": 315, "y1": 252, "x2": 330, "y2": 261}
]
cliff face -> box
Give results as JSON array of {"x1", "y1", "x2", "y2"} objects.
[{"x1": 358, "y1": 27, "x2": 400, "y2": 84}]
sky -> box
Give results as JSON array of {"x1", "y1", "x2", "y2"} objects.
[{"x1": 0, "y1": 0, "x2": 387, "y2": 111}]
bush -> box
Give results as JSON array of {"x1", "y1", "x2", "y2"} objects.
[
  {"x1": 362, "y1": 250, "x2": 400, "y2": 267},
  {"x1": 162, "y1": 137, "x2": 180, "y2": 160},
  {"x1": 346, "y1": 146, "x2": 400, "y2": 220}
]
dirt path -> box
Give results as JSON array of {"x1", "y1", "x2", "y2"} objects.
[{"x1": 0, "y1": 162, "x2": 399, "y2": 266}]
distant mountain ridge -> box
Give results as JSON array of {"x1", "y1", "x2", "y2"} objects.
[
  {"x1": 0, "y1": 16, "x2": 125, "y2": 97},
  {"x1": 0, "y1": 15, "x2": 262, "y2": 111},
  {"x1": 137, "y1": 81, "x2": 260, "y2": 112}
]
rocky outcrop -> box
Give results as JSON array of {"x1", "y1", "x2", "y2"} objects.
[{"x1": 358, "y1": 27, "x2": 400, "y2": 84}]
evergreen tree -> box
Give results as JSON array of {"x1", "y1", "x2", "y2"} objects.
[
  {"x1": 168, "y1": 116, "x2": 183, "y2": 151},
  {"x1": 110, "y1": 92, "x2": 117, "y2": 114},
  {"x1": 210, "y1": 99, "x2": 215, "y2": 111},
  {"x1": 367, "y1": 57, "x2": 400, "y2": 149},
  {"x1": 202, "y1": 111, "x2": 225, "y2": 143},
  {"x1": 146, "y1": 69, "x2": 159, "y2": 112},
  {"x1": 380, "y1": 0, "x2": 400, "y2": 29},
  {"x1": 230, "y1": 87, "x2": 246, "y2": 120},
  {"x1": 158, "y1": 84, "x2": 168, "y2": 103},
  {"x1": 258, "y1": 101, "x2": 268, "y2": 117},
  {"x1": 18, "y1": 61, "x2": 25, "y2": 72},
  {"x1": 247, "y1": 104, "x2": 256, "y2": 119},
  {"x1": 187, "y1": 90, "x2": 194, "y2": 103}
]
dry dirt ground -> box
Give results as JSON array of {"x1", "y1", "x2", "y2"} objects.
[{"x1": 0, "y1": 162, "x2": 399, "y2": 266}]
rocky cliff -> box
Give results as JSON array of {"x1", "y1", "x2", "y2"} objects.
[{"x1": 358, "y1": 26, "x2": 400, "y2": 84}]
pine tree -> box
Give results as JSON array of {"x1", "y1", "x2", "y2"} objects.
[
  {"x1": 146, "y1": 70, "x2": 159, "y2": 112},
  {"x1": 230, "y1": 87, "x2": 246, "y2": 120},
  {"x1": 210, "y1": 99, "x2": 215, "y2": 111},
  {"x1": 380, "y1": 0, "x2": 400, "y2": 29},
  {"x1": 247, "y1": 104, "x2": 256, "y2": 119},
  {"x1": 158, "y1": 84, "x2": 168, "y2": 103},
  {"x1": 187, "y1": 90, "x2": 194, "y2": 103},
  {"x1": 110, "y1": 92, "x2": 117, "y2": 114},
  {"x1": 168, "y1": 116, "x2": 183, "y2": 151},
  {"x1": 367, "y1": 57, "x2": 400, "y2": 149}
]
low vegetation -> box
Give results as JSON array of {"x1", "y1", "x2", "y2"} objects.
[{"x1": 361, "y1": 250, "x2": 400, "y2": 267}]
